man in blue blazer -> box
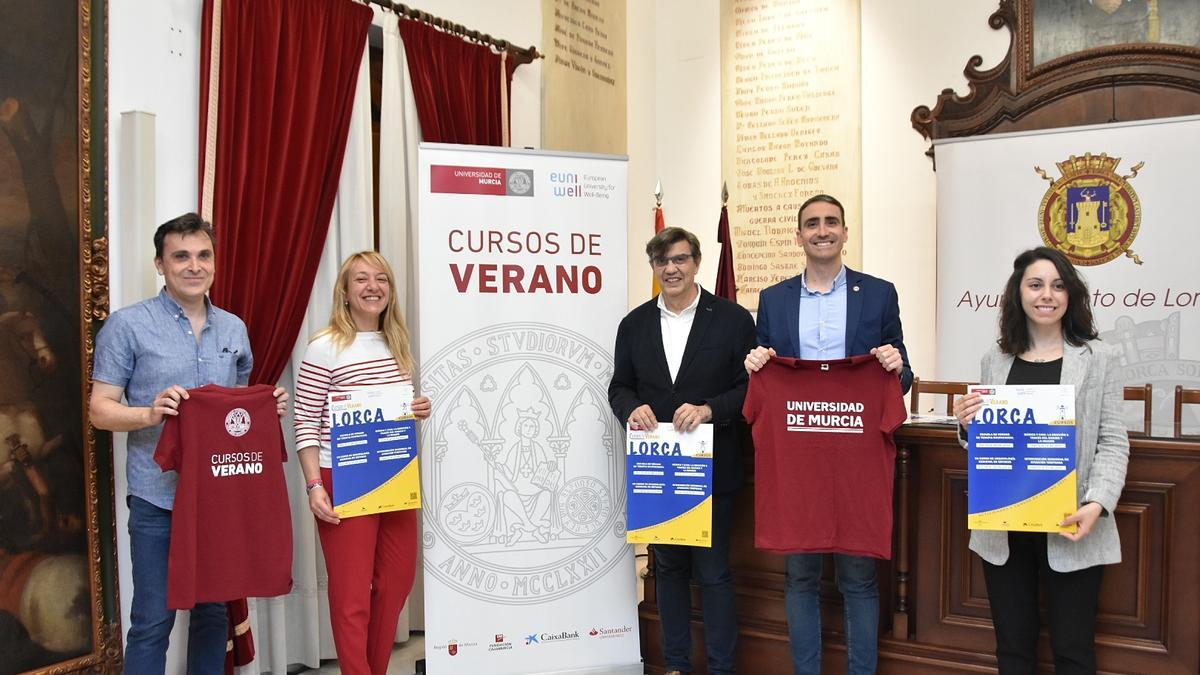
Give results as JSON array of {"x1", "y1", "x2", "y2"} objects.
[
  {"x1": 610, "y1": 227, "x2": 756, "y2": 675},
  {"x1": 744, "y1": 194, "x2": 912, "y2": 675}
]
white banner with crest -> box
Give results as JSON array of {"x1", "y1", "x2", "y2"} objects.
[
  {"x1": 416, "y1": 144, "x2": 639, "y2": 674},
  {"x1": 934, "y1": 115, "x2": 1200, "y2": 436}
]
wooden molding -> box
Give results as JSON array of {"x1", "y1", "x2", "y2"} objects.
[{"x1": 913, "y1": 0, "x2": 1200, "y2": 147}]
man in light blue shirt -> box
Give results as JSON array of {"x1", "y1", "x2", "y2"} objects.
[
  {"x1": 90, "y1": 213, "x2": 286, "y2": 674},
  {"x1": 745, "y1": 194, "x2": 912, "y2": 675}
]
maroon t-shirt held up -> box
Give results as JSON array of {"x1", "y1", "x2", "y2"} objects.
[
  {"x1": 743, "y1": 355, "x2": 906, "y2": 559},
  {"x1": 155, "y1": 384, "x2": 293, "y2": 609}
]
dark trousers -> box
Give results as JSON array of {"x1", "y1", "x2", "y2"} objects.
[
  {"x1": 654, "y1": 492, "x2": 737, "y2": 675},
  {"x1": 125, "y1": 496, "x2": 228, "y2": 675},
  {"x1": 981, "y1": 532, "x2": 1104, "y2": 675}
]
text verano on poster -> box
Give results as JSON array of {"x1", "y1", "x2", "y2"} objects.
[{"x1": 450, "y1": 264, "x2": 602, "y2": 295}]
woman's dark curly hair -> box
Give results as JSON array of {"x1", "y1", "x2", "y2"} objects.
[{"x1": 997, "y1": 247, "x2": 1098, "y2": 355}]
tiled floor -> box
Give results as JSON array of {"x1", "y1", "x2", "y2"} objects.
[
  {"x1": 300, "y1": 549, "x2": 649, "y2": 674},
  {"x1": 300, "y1": 635, "x2": 425, "y2": 674}
]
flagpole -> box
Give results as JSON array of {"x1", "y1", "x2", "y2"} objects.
[
  {"x1": 715, "y1": 181, "x2": 738, "y2": 302},
  {"x1": 651, "y1": 180, "x2": 665, "y2": 297}
]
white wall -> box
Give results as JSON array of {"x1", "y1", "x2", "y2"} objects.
[
  {"x1": 627, "y1": 0, "x2": 1010, "y2": 380},
  {"x1": 625, "y1": 0, "x2": 658, "y2": 306},
  {"x1": 861, "y1": 0, "x2": 1009, "y2": 380},
  {"x1": 653, "y1": 0, "x2": 723, "y2": 300},
  {"x1": 108, "y1": 0, "x2": 206, "y2": 660}
]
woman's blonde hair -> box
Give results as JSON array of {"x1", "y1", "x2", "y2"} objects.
[{"x1": 313, "y1": 251, "x2": 414, "y2": 375}]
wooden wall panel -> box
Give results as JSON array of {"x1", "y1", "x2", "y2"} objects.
[{"x1": 637, "y1": 428, "x2": 1200, "y2": 674}]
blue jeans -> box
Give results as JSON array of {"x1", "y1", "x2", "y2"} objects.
[
  {"x1": 785, "y1": 553, "x2": 879, "y2": 675},
  {"x1": 125, "y1": 496, "x2": 228, "y2": 674},
  {"x1": 655, "y1": 493, "x2": 737, "y2": 674}
]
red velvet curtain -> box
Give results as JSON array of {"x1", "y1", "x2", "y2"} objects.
[
  {"x1": 198, "y1": 0, "x2": 372, "y2": 385},
  {"x1": 396, "y1": 18, "x2": 516, "y2": 145}
]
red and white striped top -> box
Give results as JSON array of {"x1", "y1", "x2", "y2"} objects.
[{"x1": 293, "y1": 332, "x2": 412, "y2": 468}]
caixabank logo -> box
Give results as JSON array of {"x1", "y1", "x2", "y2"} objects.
[
  {"x1": 525, "y1": 629, "x2": 580, "y2": 645},
  {"x1": 1034, "y1": 153, "x2": 1144, "y2": 266}
]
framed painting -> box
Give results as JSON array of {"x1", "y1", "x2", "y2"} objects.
[
  {"x1": 0, "y1": 0, "x2": 119, "y2": 673},
  {"x1": 1031, "y1": 0, "x2": 1200, "y2": 68}
]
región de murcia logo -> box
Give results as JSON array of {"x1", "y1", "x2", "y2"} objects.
[
  {"x1": 420, "y1": 322, "x2": 628, "y2": 604},
  {"x1": 1035, "y1": 152, "x2": 1144, "y2": 266}
]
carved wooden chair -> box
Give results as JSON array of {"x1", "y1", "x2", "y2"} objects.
[
  {"x1": 1174, "y1": 385, "x2": 1200, "y2": 439},
  {"x1": 909, "y1": 377, "x2": 971, "y2": 416},
  {"x1": 1123, "y1": 384, "x2": 1153, "y2": 437}
]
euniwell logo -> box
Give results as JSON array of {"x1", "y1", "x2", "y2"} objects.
[
  {"x1": 430, "y1": 165, "x2": 534, "y2": 196},
  {"x1": 548, "y1": 168, "x2": 617, "y2": 200},
  {"x1": 550, "y1": 170, "x2": 581, "y2": 197}
]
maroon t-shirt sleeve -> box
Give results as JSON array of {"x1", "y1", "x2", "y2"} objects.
[
  {"x1": 880, "y1": 372, "x2": 907, "y2": 434},
  {"x1": 743, "y1": 372, "x2": 762, "y2": 424},
  {"x1": 275, "y1": 420, "x2": 288, "y2": 463},
  {"x1": 155, "y1": 413, "x2": 182, "y2": 472}
]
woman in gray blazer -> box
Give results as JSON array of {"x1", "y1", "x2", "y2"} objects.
[{"x1": 953, "y1": 247, "x2": 1129, "y2": 674}]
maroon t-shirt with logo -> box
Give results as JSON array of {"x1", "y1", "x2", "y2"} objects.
[
  {"x1": 155, "y1": 384, "x2": 292, "y2": 609},
  {"x1": 743, "y1": 355, "x2": 906, "y2": 559}
]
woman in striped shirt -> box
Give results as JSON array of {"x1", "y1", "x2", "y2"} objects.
[{"x1": 294, "y1": 251, "x2": 431, "y2": 675}]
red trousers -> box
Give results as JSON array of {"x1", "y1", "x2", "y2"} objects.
[{"x1": 317, "y1": 468, "x2": 418, "y2": 675}]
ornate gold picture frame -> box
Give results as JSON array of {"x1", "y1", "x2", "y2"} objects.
[{"x1": 0, "y1": 0, "x2": 119, "y2": 672}]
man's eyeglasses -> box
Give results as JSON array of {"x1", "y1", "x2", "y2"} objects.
[{"x1": 651, "y1": 253, "x2": 694, "y2": 268}]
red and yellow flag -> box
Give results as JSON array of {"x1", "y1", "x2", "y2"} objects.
[{"x1": 650, "y1": 205, "x2": 665, "y2": 296}]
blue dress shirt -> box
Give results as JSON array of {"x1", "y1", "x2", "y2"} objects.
[
  {"x1": 92, "y1": 288, "x2": 252, "y2": 509},
  {"x1": 797, "y1": 265, "x2": 848, "y2": 360}
]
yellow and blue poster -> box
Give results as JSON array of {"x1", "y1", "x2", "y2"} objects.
[
  {"x1": 329, "y1": 384, "x2": 421, "y2": 517},
  {"x1": 968, "y1": 384, "x2": 1076, "y2": 533},
  {"x1": 626, "y1": 423, "x2": 713, "y2": 547}
]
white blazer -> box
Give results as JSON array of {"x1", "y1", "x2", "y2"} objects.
[{"x1": 963, "y1": 340, "x2": 1130, "y2": 572}]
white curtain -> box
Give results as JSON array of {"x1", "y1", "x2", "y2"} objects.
[
  {"x1": 230, "y1": 5, "x2": 431, "y2": 669},
  {"x1": 376, "y1": 3, "x2": 425, "y2": 631},
  {"x1": 236, "y1": 29, "x2": 375, "y2": 675}
]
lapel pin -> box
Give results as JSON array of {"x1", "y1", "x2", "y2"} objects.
[{"x1": 852, "y1": 285, "x2": 860, "y2": 292}]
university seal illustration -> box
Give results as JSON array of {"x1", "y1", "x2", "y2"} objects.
[
  {"x1": 1035, "y1": 153, "x2": 1144, "y2": 266},
  {"x1": 224, "y1": 407, "x2": 251, "y2": 437},
  {"x1": 420, "y1": 322, "x2": 627, "y2": 604}
]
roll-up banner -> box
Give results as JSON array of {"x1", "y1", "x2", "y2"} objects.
[
  {"x1": 935, "y1": 116, "x2": 1200, "y2": 436},
  {"x1": 416, "y1": 144, "x2": 640, "y2": 674}
]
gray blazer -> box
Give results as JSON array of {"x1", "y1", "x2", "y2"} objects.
[{"x1": 963, "y1": 341, "x2": 1130, "y2": 572}]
